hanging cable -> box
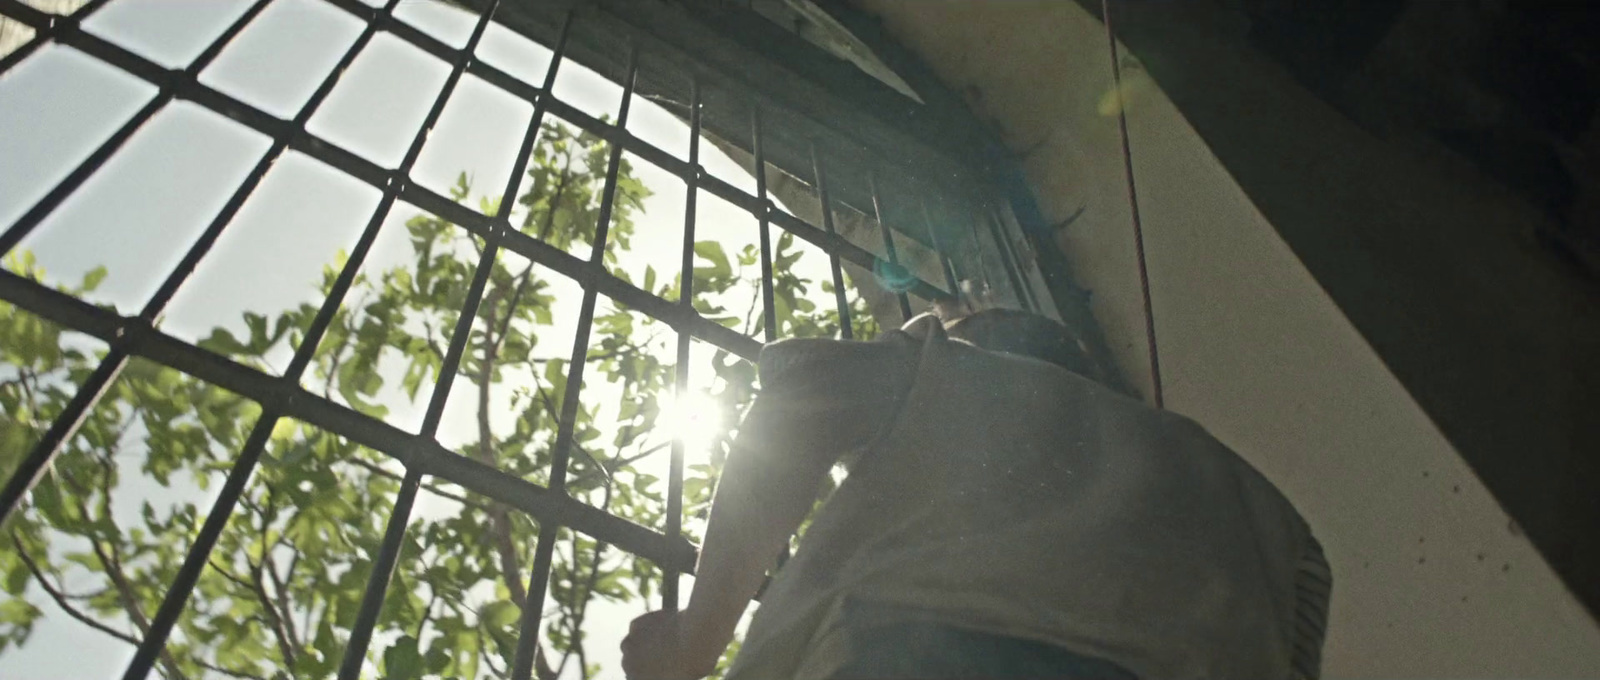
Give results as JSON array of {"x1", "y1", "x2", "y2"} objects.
[{"x1": 1102, "y1": 0, "x2": 1164, "y2": 408}]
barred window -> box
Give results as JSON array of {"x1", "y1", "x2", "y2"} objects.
[{"x1": 0, "y1": 1, "x2": 1058, "y2": 678}]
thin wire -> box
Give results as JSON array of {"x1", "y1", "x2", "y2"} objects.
[{"x1": 1102, "y1": 0, "x2": 1163, "y2": 408}]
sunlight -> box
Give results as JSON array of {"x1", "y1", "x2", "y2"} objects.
[{"x1": 661, "y1": 388, "x2": 725, "y2": 467}]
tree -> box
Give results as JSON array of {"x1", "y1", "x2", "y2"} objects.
[{"x1": 0, "y1": 118, "x2": 872, "y2": 679}]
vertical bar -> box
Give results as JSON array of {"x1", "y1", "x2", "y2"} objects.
[
  {"x1": 753, "y1": 105, "x2": 777, "y2": 342},
  {"x1": 867, "y1": 172, "x2": 913, "y2": 322},
  {"x1": 0, "y1": 356, "x2": 124, "y2": 526},
  {"x1": 122, "y1": 409, "x2": 279, "y2": 680},
  {"x1": 964, "y1": 205, "x2": 996, "y2": 306},
  {"x1": 0, "y1": 0, "x2": 271, "y2": 257},
  {"x1": 663, "y1": 75, "x2": 701, "y2": 612},
  {"x1": 0, "y1": 0, "x2": 280, "y2": 526},
  {"x1": 985, "y1": 205, "x2": 1035, "y2": 313},
  {"x1": 473, "y1": 4, "x2": 575, "y2": 673},
  {"x1": 997, "y1": 207, "x2": 1042, "y2": 312},
  {"x1": 920, "y1": 200, "x2": 961, "y2": 297},
  {"x1": 121, "y1": 3, "x2": 416, "y2": 673},
  {"x1": 511, "y1": 36, "x2": 639, "y2": 680},
  {"x1": 337, "y1": 468, "x2": 423, "y2": 680},
  {"x1": 336, "y1": 2, "x2": 507, "y2": 675},
  {"x1": 809, "y1": 144, "x2": 853, "y2": 340}
]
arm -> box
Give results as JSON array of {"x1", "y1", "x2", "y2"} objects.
[
  {"x1": 677, "y1": 391, "x2": 847, "y2": 667},
  {"x1": 622, "y1": 332, "x2": 921, "y2": 679}
]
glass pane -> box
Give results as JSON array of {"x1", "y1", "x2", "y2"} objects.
[
  {"x1": 550, "y1": 54, "x2": 623, "y2": 126},
  {"x1": 160, "y1": 151, "x2": 383, "y2": 376},
  {"x1": 411, "y1": 72, "x2": 535, "y2": 215},
  {"x1": 474, "y1": 20, "x2": 554, "y2": 89},
  {"x1": 197, "y1": 0, "x2": 366, "y2": 120},
  {"x1": 18, "y1": 102, "x2": 273, "y2": 315},
  {"x1": 81, "y1": 0, "x2": 256, "y2": 69},
  {"x1": 0, "y1": 297, "x2": 107, "y2": 484},
  {"x1": 391, "y1": 483, "x2": 540, "y2": 679},
  {"x1": 770, "y1": 229, "x2": 845, "y2": 340},
  {"x1": 306, "y1": 32, "x2": 452, "y2": 170},
  {"x1": 568, "y1": 297, "x2": 677, "y2": 528},
  {"x1": 16, "y1": 0, "x2": 89, "y2": 14},
  {"x1": 0, "y1": 45, "x2": 158, "y2": 229},
  {"x1": 392, "y1": 0, "x2": 479, "y2": 50},
  {"x1": 510, "y1": 116, "x2": 615, "y2": 262}
]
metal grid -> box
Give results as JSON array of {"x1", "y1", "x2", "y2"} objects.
[{"x1": 0, "y1": 0, "x2": 1050, "y2": 677}]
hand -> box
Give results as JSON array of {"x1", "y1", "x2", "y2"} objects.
[{"x1": 620, "y1": 609, "x2": 721, "y2": 680}]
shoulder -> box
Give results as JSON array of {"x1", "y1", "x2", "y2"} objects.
[{"x1": 757, "y1": 330, "x2": 922, "y2": 395}]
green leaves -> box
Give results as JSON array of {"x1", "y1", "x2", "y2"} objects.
[
  {"x1": 694, "y1": 240, "x2": 732, "y2": 280},
  {"x1": 382, "y1": 635, "x2": 425, "y2": 680},
  {"x1": 0, "y1": 106, "x2": 860, "y2": 677}
]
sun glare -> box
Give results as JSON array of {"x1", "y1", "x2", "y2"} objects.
[{"x1": 661, "y1": 389, "x2": 725, "y2": 466}]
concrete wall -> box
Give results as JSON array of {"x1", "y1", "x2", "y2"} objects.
[{"x1": 855, "y1": 1, "x2": 1600, "y2": 675}]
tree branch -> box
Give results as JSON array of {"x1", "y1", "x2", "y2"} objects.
[
  {"x1": 343, "y1": 457, "x2": 488, "y2": 511},
  {"x1": 194, "y1": 660, "x2": 268, "y2": 680},
  {"x1": 247, "y1": 488, "x2": 298, "y2": 668},
  {"x1": 12, "y1": 534, "x2": 139, "y2": 645},
  {"x1": 265, "y1": 549, "x2": 302, "y2": 654},
  {"x1": 78, "y1": 459, "x2": 190, "y2": 680}
]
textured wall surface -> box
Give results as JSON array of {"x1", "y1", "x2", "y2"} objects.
[{"x1": 855, "y1": 1, "x2": 1600, "y2": 675}]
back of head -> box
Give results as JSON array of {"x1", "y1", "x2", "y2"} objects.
[{"x1": 938, "y1": 308, "x2": 1105, "y2": 384}]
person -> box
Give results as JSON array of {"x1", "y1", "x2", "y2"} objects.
[{"x1": 621, "y1": 307, "x2": 1331, "y2": 679}]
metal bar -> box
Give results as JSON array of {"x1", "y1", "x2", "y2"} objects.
[
  {"x1": 753, "y1": 105, "x2": 777, "y2": 342},
  {"x1": 0, "y1": 216, "x2": 693, "y2": 576},
  {"x1": 809, "y1": 144, "x2": 853, "y2": 339},
  {"x1": 337, "y1": 467, "x2": 423, "y2": 680},
  {"x1": 995, "y1": 205, "x2": 1043, "y2": 312},
  {"x1": 0, "y1": 353, "x2": 124, "y2": 525},
  {"x1": 125, "y1": 189, "x2": 409, "y2": 680},
  {"x1": 122, "y1": 409, "x2": 279, "y2": 680},
  {"x1": 0, "y1": 0, "x2": 278, "y2": 526},
  {"x1": 455, "y1": 52, "x2": 949, "y2": 306},
  {"x1": 0, "y1": 0, "x2": 115, "y2": 76},
  {"x1": 663, "y1": 74, "x2": 700, "y2": 611},
  {"x1": 337, "y1": 2, "x2": 505, "y2": 673},
  {"x1": 921, "y1": 201, "x2": 962, "y2": 298},
  {"x1": 4, "y1": 4, "x2": 950, "y2": 327},
  {"x1": 962, "y1": 205, "x2": 996, "y2": 305},
  {"x1": 123, "y1": 1, "x2": 424, "y2": 672},
  {"x1": 0, "y1": 0, "x2": 271, "y2": 256},
  {"x1": 867, "y1": 172, "x2": 913, "y2": 322},
  {"x1": 984, "y1": 205, "x2": 1034, "y2": 313},
  {"x1": 513, "y1": 20, "x2": 621, "y2": 680}
]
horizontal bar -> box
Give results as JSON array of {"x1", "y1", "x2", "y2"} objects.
[
  {"x1": 25, "y1": 6, "x2": 949, "y2": 339},
  {"x1": 0, "y1": 270, "x2": 698, "y2": 572}
]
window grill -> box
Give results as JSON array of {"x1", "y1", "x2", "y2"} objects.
[{"x1": 0, "y1": 0, "x2": 1065, "y2": 677}]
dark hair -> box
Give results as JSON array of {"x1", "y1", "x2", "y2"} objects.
[{"x1": 941, "y1": 309, "x2": 1103, "y2": 382}]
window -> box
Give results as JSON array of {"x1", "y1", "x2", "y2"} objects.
[{"x1": 0, "y1": 0, "x2": 1050, "y2": 677}]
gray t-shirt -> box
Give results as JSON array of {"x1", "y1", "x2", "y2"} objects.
[{"x1": 725, "y1": 319, "x2": 1330, "y2": 679}]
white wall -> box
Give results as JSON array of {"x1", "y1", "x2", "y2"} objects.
[{"x1": 857, "y1": 1, "x2": 1600, "y2": 675}]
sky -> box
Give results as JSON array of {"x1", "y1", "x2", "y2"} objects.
[{"x1": 0, "y1": 0, "x2": 850, "y2": 676}]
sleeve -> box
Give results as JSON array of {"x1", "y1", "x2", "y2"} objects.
[
  {"x1": 750, "y1": 330, "x2": 921, "y2": 469},
  {"x1": 1290, "y1": 532, "x2": 1332, "y2": 680}
]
